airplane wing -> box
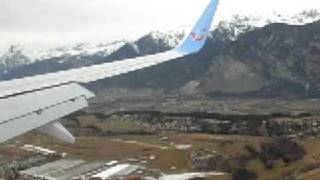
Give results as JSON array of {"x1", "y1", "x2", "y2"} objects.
[{"x1": 0, "y1": 0, "x2": 219, "y2": 143}]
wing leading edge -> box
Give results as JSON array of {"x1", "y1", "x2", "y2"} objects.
[{"x1": 0, "y1": 0, "x2": 219, "y2": 143}]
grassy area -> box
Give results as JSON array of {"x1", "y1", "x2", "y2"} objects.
[
  {"x1": 244, "y1": 138, "x2": 320, "y2": 180},
  {"x1": 94, "y1": 121, "x2": 145, "y2": 134}
]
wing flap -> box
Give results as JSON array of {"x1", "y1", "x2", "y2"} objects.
[
  {"x1": 0, "y1": 84, "x2": 94, "y2": 143},
  {"x1": 0, "y1": 84, "x2": 94, "y2": 122}
]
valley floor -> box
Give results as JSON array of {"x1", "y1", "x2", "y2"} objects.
[
  {"x1": 2, "y1": 97, "x2": 320, "y2": 179},
  {"x1": 1, "y1": 132, "x2": 320, "y2": 179}
]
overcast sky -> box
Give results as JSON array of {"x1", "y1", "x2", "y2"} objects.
[{"x1": 0, "y1": 0, "x2": 319, "y2": 54}]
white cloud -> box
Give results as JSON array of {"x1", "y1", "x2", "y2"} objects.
[{"x1": 0, "y1": 0, "x2": 319, "y2": 54}]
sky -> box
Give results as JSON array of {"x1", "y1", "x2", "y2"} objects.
[{"x1": 0, "y1": 0, "x2": 319, "y2": 54}]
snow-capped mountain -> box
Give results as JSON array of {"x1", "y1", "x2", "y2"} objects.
[
  {"x1": 29, "y1": 40, "x2": 127, "y2": 62},
  {"x1": 217, "y1": 9, "x2": 320, "y2": 40},
  {"x1": 0, "y1": 41, "x2": 126, "y2": 73},
  {"x1": 0, "y1": 9, "x2": 319, "y2": 73},
  {"x1": 2, "y1": 10, "x2": 320, "y2": 98},
  {"x1": 103, "y1": 30, "x2": 185, "y2": 62},
  {"x1": 0, "y1": 45, "x2": 32, "y2": 71},
  {"x1": 147, "y1": 30, "x2": 185, "y2": 48}
]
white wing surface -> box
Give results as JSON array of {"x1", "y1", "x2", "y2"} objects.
[{"x1": 0, "y1": 0, "x2": 219, "y2": 143}]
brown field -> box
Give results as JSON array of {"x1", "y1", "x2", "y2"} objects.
[
  {"x1": 1, "y1": 133, "x2": 268, "y2": 173},
  {"x1": 0, "y1": 145, "x2": 33, "y2": 161},
  {"x1": 95, "y1": 121, "x2": 145, "y2": 133},
  {"x1": 2, "y1": 132, "x2": 320, "y2": 179}
]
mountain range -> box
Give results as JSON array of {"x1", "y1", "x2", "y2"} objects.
[
  {"x1": 1, "y1": 10, "x2": 320, "y2": 98},
  {"x1": 2, "y1": 10, "x2": 319, "y2": 69}
]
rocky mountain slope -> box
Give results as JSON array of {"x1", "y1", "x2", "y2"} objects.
[
  {"x1": 89, "y1": 20, "x2": 320, "y2": 98},
  {"x1": 200, "y1": 21, "x2": 320, "y2": 97}
]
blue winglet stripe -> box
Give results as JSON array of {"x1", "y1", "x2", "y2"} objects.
[{"x1": 176, "y1": 0, "x2": 219, "y2": 54}]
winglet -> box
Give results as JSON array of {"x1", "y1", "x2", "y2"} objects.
[{"x1": 176, "y1": 0, "x2": 219, "y2": 54}]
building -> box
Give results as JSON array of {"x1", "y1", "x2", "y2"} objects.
[
  {"x1": 90, "y1": 164, "x2": 142, "y2": 180},
  {"x1": 20, "y1": 159, "x2": 88, "y2": 180},
  {"x1": 19, "y1": 159, "x2": 145, "y2": 180},
  {"x1": 22, "y1": 144, "x2": 66, "y2": 158}
]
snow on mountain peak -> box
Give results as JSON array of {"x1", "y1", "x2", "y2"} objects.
[
  {"x1": 0, "y1": 45, "x2": 31, "y2": 70},
  {"x1": 217, "y1": 9, "x2": 320, "y2": 40},
  {"x1": 148, "y1": 30, "x2": 185, "y2": 48},
  {"x1": 28, "y1": 40, "x2": 127, "y2": 62}
]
